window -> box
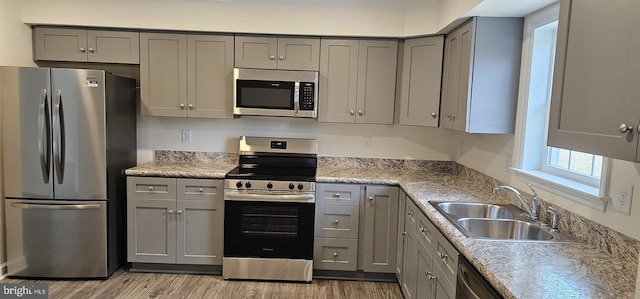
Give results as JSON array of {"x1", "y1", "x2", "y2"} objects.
[{"x1": 512, "y1": 4, "x2": 610, "y2": 211}]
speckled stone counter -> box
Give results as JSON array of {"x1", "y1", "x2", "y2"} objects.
[{"x1": 124, "y1": 154, "x2": 638, "y2": 299}]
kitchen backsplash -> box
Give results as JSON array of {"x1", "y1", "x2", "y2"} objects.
[{"x1": 153, "y1": 150, "x2": 640, "y2": 261}]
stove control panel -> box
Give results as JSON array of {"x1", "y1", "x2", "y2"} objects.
[{"x1": 225, "y1": 180, "x2": 315, "y2": 192}]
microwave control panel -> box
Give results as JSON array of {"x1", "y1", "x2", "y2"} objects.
[{"x1": 300, "y1": 82, "x2": 315, "y2": 111}]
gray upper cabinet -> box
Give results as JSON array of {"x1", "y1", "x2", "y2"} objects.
[
  {"x1": 319, "y1": 38, "x2": 398, "y2": 124},
  {"x1": 140, "y1": 32, "x2": 233, "y2": 118},
  {"x1": 398, "y1": 36, "x2": 444, "y2": 127},
  {"x1": 235, "y1": 35, "x2": 320, "y2": 71},
  {"x1": 440, "y1": 17, "x2": 523, "y2": 133},
  {"x1": 34, "y1": 27, "x2": 139, "y2": 64},
  {"x1": 362, "y1": 185, "x2": 398, "y2": 273},
  {"x1": 548, "y1": 0, "x2": 640, "y2": 162}
]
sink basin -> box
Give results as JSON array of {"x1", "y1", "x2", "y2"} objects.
[
  {"x1": 456, "y1": 218, "x2": 554, "y2": 241},
  {"x1": 435, "y1": 202, "x2": 517, "y2": 219}
]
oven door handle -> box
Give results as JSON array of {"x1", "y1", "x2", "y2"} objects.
[{"x1": 224, "y1": 192, "x2": 315, "y2": 203}]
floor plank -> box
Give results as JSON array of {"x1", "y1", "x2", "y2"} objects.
[{"x1": 2, "y1": 268, "x2": 404, "y2": 299}]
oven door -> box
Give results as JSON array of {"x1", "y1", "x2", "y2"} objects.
[{"x1": 224, "y1": 199, "x2": 314, "y2": 260}]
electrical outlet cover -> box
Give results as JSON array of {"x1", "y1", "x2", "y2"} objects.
[{"x1": 613, "y1": 184, "x2": 633, "y2": 215}]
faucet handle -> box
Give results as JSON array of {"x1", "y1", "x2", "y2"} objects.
[
  {"x1": 527, "y1": 183, "x2": 539, "y2": 200},
  {"x1": 547, "y1": 206, "x2": 560, "y2": 230}
]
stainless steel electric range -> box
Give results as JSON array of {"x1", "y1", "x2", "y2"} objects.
[{"x1": 223, "y1": 136, "x2": 317, "y2": 282}]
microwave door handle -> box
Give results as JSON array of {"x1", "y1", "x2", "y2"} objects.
[{"x1": 294, "y1": 82, "x2": 300, "y2": 116}]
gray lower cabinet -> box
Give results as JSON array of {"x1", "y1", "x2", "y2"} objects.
[
  {"x1": 362, "y1": 185, "x2": 398, "y2": 273},
  {"x1": 398, "y1": 36, "x2": 444, "y2": 127},
  {"x1": 318, "y1": 38, "x2": 398, "y2": 124},
  {"x1": 399, "y1": 197, "x2": 459, "y2": 299},
  {"x1": 548, "y1": 0, "x2": 640, "y2": 162},
  {"x1": 33, "y1": 26, "x2": 140, "y2": 63},
  {"x1": 440, "y1": 17, "x2": 523, "y2": 133},
  {"x1": 127, "y1": 177, "x2": 224, "y2": 265},
  {"x1": 395, "y1": 190, "x2": 407, "y2": 280},
  {"x1": 140, "y1": 32, "x2": 233, "y2": 118}
]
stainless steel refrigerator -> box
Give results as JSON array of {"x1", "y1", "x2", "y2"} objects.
[{"x1": 1, "y1": 67, "x2": 136, "y2": 278}]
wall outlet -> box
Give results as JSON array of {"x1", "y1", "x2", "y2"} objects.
[
  {"x1": 182, "y1": 129, "x2": 192, "y2": 144},
  {"x1": 362, "y1": 136, "x2": 372, "y2": 150},
  {"x1": 613, "y1": 184, "x2": 633, "y2": 215}
]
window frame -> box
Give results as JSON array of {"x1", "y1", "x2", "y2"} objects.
[{"x1": 511, "y1": 3, "x2": 611, "y2": 212}]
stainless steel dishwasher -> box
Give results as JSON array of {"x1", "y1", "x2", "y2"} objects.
[{"x1": 456, "y1": 256, "x2": 502, "y2": 299}]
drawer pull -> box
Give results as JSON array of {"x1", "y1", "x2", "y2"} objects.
[
  {"x1": 438, "y1": 252, "x2": 448, "y2": 260},
  {"x1": 198, "y1": 188, "x2": 204, "y2": 193},
  {"x1": 333, "y1": 219, "x2": 340, "y2": 225},
  {"x1": 148, "y1": 186, "x2": 154, "y2": 191},
  {"x1": 177, "y1": 210, "x2": 183, "y2": 215},
  {"x1": 402, "y1": 231, "x2": 407, "y2": 235},
  {"x1": 368, "y1": 196, "x2": 373, "y2": 201},
  {"x1": 408, "y1": 211, "x2": 414, "y2": 216},
  {"x1": 426, "y1": 271, "x2": 435, "y2": 280},
  {"x1": 333, "y1": 252, "x2": 338, "y2": 257},
  {"x1": 168, "y1": 209, "x2": 173, "y2": 215},
  {"x1": 419, "y1": 227, "x2": 425, "y2": 233},
  {"x1": 334, "y1": 193, "x2": 340, "y2": 198}
]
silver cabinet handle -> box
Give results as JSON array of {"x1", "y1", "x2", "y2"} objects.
[
  {"x1": 188, "y1": 104, "x2": 194, "y2": 110},
  {"x1": 333, "y1": 219, "x2": 340, "y2": 225},
  {"x1": 168, "y1": 210, "x2": 174, "y2": 215},
  {"x1": 177, "y1": 210, "x2": 183, "y2": 215},
  {"x1": 368, "y1": 196, "x2": 373, "y2": 201},
  {"x1": 408, "y1": 211, "x2": 414, "y2": 216},
  {"x1": 334, "y1": 193, "x2": 341, "y2": 198},
  {"x1": 619, "y1": 124, "x2": 633, "y2": 133},
  {"x1": 402, "y1": 231, "x2": 408, "y2": 235},
  {"x1": 80, "y1": 47, "x2": 86, "y2": 53},
  {"x1": 279, "y1": 55, "x2": 284, "y2": 60},
  {"x1": 358, "y1": 110, "x2": 363, "y2": 116},
  {"x1": 350, "y1": 109, "x2": 355, "y2": 116},
  {"x1": 333, "y1": 252, "x2": 338, "y2": 257},
  {"x1": 419, "y1": 227, "x2": 425, "y2": 233},
  {"x1": 180, "y1": 104, "x2": 185, "y2": 110},
  {"x1": 438, "y1": 252, "x2": 448, "y2": 260},
  {"x1": 88, "y1": 47, "x2": 95, "y2": 53},
  {"x1": 270, "y1": 55, "x2": 275, "y2": 60},
  {"x1": 198, "y1": 188, "x2": 204, "y2": 193},
  {"x1": 431, "y1": 112, "x2": 437, "y2": 118},
  {"x1": 148, "y1": 186, "x2": 154, "y2": 191}
]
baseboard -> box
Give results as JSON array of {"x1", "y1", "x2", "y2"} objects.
[
  {"x1": 313, "y1": 270, "x2": 398, "y2": 282},
  {"x1": 129, "y1": 263, "x2": 222, "y2": 275}
]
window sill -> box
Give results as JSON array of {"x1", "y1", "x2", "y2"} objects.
[{"x1": 511, "y1": 168, "x2": 610, "y2": 212}]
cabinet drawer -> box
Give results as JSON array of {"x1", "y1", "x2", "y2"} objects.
[
  {"x1": 315, "y1": 184, "x2": 360, "y2": 206},
  {"x1": 405, "y1": 199, "x2": 420, "y2": 234},
  {"x1": 313, "y1": 238, "x2": 358, "y2": 271},
  {"x1": 127, "y1": 177, "x2": 176, "y2": 200},
  {"x1": 433, "y1": 233, "x2": 459, "y2": 286},
  {"x1": 433, "y1": 261, "x2": 456, "y2": 299},
  {"x1": 177, "y1": 179, "x2": 223, "y2": 201},
  {"x1": 417, "y1": 211, "x2": 437, "y2": 252},
  {"x1": 315, "y1": 205, "x2": 359, "y2": 239}
]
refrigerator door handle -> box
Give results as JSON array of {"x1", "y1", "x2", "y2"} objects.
[
  {"x1": 10, "y1": 203, "x2": 101, "y2": 210},
  {"x1": 53, "y1": 89, "x2": 65, "y2": 184},
  {"x1": 38, "y1": 88, "x2": 51, "y2": 183}
]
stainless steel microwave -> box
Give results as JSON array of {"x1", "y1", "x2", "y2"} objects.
[{"x1": 233, "y1": 68, "x2": 319, "y2": 118}]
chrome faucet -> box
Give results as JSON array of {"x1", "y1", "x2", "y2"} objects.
[{"x1": 493, "y1": 184, "x2": 540, "y2": 222}]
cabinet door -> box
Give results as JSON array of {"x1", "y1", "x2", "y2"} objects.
[
  {"x1": 33, "y1": 27, "x2": 88, "y2": 62},
  {"x1": 235, "y1": 35, "x2": 277, "y2": 69},
  {"x1": 127, "y1": 198, "x2": 176, "y2": 264},
  {"x1": 140, "y1": 33, "x2": 188, "y2": 117},
  {"x1": 548, "y1": 0, "x2": 640, "y2": 161},
  {"x1": 176, "y1": 200, "x2": 224, "y2": 265},
  {"x1": 87, "y1": 30, "x2": 139, "y2": 64},
  {"x1": 441, "y1": 21, "x2": 473, "y2": 131},
  {"x1": 401, "y1": 230, "x2": 418, "y2": 299},
  {"x1": 416, "y1": 244, "x2": 435, "y2": 299},
  {"x1": 395, "y1": 191, "x2": 407, "y2": 280},
  {"x1": 187, "y1": 34, "x2": 234, "y2": 118},
  {"x1": 277, "y1": 37, "x2": 320, "y2": 71},
  {"x1": 356, "y1": 40, "x2": 398, "y2": 124},
  {"x1": 399, "y1": 36, "x2": 444, "y2": 127},
  {"x1": 362, "y1": 185, "x2": 398, "y2": 273},
  {"x1": 318, "y1": 39, "x2": 359, "y2": 123}
]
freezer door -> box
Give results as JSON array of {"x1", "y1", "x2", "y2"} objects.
[
  {"x1": 1, "y1": 67, "x2": 53, "y2": 199},
  {"x1": 51, "y1": 69, "x2": 107, "y2": 200},
  {"x1": 5, "y1": 199, "x2": 108, "y2": 278}
]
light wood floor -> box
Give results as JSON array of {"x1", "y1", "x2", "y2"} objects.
[{"x1": 3, "y1": 268, "x2": 403, "y2": 299}]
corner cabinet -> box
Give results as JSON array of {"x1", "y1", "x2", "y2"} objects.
[
  {"x1": 440, "y1": 17, "x2": 523, "y2": 133},
  {"x1": 398, "y1": 36, "x2": 444, "y2": 127},
  {"x1": 548, "y1": 0, "x2": 640, "y2": 162},
  {"x1": 33, "y1": 27, "x2": 139, "y2": 64},
  {"x1": 235, "y1": 35, "x2": 320, "y2": 71},
  {"x1": 126, "y1": 177, "x2": 224, "y2": 266},
  {"x1": 318, "y1": 38, "x2": 398, "y2": 124},
  {"x1": 140, "y1": 33, "x2": 234, "y2": 118}
]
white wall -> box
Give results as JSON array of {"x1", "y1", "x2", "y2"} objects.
[{"x1": 0, "y1": 0, "x2": 37, "y2": 273}]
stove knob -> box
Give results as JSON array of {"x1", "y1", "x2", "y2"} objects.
[
  {"x1": 235, "y1": 181, "x2": 243, "y2": 188},
  {"x1": 267, "y1": 182, "x2": 273, "y2": 189},
  {"x1": 245, "y1": 182, "x2": 252, "y2": 188},
  {"x1": 298, "y1": 183, "x2": 304, "y2": 190},
  {"x1": 289, "y1": 183, "x2": 295, "y2": 190}
]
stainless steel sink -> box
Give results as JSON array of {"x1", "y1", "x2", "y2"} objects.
[
  {"x1": 456, "y1": 218, "x2": 554, "y2": 241},
  {"x1": 435, "y1": 202, "x2": 518, "y2": 219},
  {"x1": 429, "y1": 201, "x2": 581, "y2": 243}
]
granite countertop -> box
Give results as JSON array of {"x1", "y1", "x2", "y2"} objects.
[{"x1": 125, "y1": 162, "x2": 637, "y2": 299}]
